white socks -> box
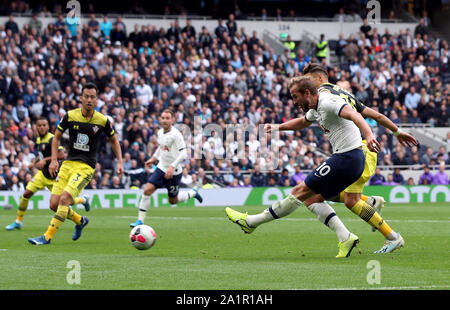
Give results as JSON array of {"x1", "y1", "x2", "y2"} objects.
[
  {"x1": 138, "y1": 194, "x2": 151, "y2": 222},
  {"x1": 137, "y1": 190, "x2": 196, "y2": 222},
  {"x1": 308, "y1": 202, "x2": 350, "y2": 242},
  {"x1": 246, "y1": 194, "x2": 303, "y2": 227},
  {"x1": 246, "y1": 195, "x2": 351, "y2": 243},
  {"x1": 177, "y1": 189, "x2": 196, "y2": 203}
]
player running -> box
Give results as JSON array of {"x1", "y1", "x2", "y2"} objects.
[
  {"x1": 129, "y1": 109, "x2": 203, "y2": 228},
  {"x1": 226, "y1": 76, "x2": 381, "y2": 258},
  {"x1": 5, "y1": 117, "x2": 90, "y2": 231},
  {"x1": 28, "y1": 83, "x2": 124, "y2": 245},
  {"x1": 302, "y1": 63, "x2": 418, "y2": 253}
]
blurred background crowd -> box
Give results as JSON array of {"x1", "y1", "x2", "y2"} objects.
[{"x1": 0, "y1": 0, "x2": 449, "y2": 191}]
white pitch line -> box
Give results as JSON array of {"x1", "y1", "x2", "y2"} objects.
[
  {"x1": 15, "y1": 214, "x2": 450, "y2": 224},
  {"x1": 115, "y1": 215, "x2": 450, "y2": 224}
]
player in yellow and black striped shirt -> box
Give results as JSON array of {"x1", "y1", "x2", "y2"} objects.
[
  {"x1": 28, "y1": 83, "x2": 124, "y2": 245},
  {"x1": 5, "y1": 117, "x2": 90, "y2": 231}
]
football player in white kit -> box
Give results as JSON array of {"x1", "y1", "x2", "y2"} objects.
[
  {"x1": 226, "y1": 76, "x2": 393, "y2": 258},
  {"x1": 130, "y1": 109, "x2": 203, "y2": 227}
]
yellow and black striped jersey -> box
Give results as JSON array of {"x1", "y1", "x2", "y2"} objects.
[
  {"x1": 318, "y1": 83, "x2": 366, "y2": 113},
  {"x1": 57, "y1": 108, "x2": 115, "y2": 168}
]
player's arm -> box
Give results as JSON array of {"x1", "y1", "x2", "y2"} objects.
[
  {"x1": 361, "y1": 107, "x2": 418, "y2": 147},
  {"x1": 265, "y1": 117, "x2": 312, "y2": 133},
  {"x1": 49, "y1": 130, "x2": 63, "y2": 178},
  {"x1": 340, "y1": 104, "x2": 380, "y2": 153},
  {"x1": 35, "y1": 149, "x2": 65, "y2": 170},
  {"x1": 107, "y1": 133, "x2": 124, "y2": 177}
]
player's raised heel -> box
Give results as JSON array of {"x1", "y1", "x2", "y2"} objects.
[
  {"x1": 130, "y1": 219, "x2": 143, "y2": 228},
  {"x1": 28, "y1": 235, "x2": 51, "y2": 245},
  {"x1": 225, "y1": 207, "x2": 255, "y2": 234},
  {"x1": 82, "y1": 195, "x2": 91, "y2": 212},
  {"x1": 5, "y1": 221, "x2": 23, "y2": 231},
  {"x1": 193, "y1": 187, "x2": 203, "y2": 203},
  {"x1": 370, "y1": 196, "x2": 385, "y2": 232},
  {"x1": 336, "y1": 233, "x2": 359, "y2": 258},
  {"x1": 374, "y1": 233, "x2": 404, "y2": 254},
  {"x1": 72, "y1": 216, "x2": 89, "y2": 241}
]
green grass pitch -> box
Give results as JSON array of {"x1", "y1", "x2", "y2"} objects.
[{"x1": 0, "y1": 203, "x2": 449, "y2": 290}]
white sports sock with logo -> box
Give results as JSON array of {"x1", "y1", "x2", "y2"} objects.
[
  {"x1": 246, "y1": 194, "x2": 303, "y2": 227},
  {"x1": 308, "y1": 202, "x2": 350, "y2": 242},
  {"x1": 138, "y1": 194, "x2": 151, "y2": 222}
]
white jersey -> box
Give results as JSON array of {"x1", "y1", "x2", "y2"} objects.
[
  {"x1": 305, "y1": 92, "x2": 363, "y2": 154},
  {"x1": 156, "y1": 126, "x2": 187, "y2": 175}
]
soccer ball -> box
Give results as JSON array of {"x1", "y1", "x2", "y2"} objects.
[{"x1": 130, "y1": 225, "x2": 157, "y2": 250}]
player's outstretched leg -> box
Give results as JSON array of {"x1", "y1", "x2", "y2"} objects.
[{"x1": 226, "y1": 194, "x2": 302, "y2": 234}]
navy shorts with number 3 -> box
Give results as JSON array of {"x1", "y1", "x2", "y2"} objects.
[
  {"x1": 304, "y1": 148, "x2": 365, "y2": 199},
  {"x1": 147, "y1": 168, "x2": 182, "y2": 198}
]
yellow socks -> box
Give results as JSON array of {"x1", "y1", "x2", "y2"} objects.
[
  {"x1": 67, "y1": 208, "x2": 82, "y2": 225},
  {"x1": 73, "y1": 197, "x2": 85, "y2": 205},
  {"x1": 350, "y1": 200, "x2": 393, "y2": 238},
  {"x1": 44, "y1": 205, "x2": 69, "y2": 241},
  {"x1": 17, "y1": 196, "x2": 30, "y2": 222}
]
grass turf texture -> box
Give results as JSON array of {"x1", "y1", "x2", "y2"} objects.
[{"x1": 0, "y1": 203, "x2": 449, "y2": 290}]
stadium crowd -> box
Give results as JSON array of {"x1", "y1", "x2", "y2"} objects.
[{"x1": 0, "y1": 9, "x2": 449, "y2": 191}]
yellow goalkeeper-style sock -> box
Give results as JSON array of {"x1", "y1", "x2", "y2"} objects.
[
  {"x1": 350, "y1": 200, "x2": 393, "y2": 238},
  {"x1": 44, "y1": 205, "x2": 69, "y2": 241},
  {"x1": 17, "y1": 196, "x2": 30, "y2": 222},
  {"x1": 67, "y1": 208, "x2": 82, "y2": 225},
  {"x1": 73, "y1": 197, "x2": 85, "y2": 205}
]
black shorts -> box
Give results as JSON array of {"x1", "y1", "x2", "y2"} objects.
[
  {"x1": 147, "y1": 168, "x2": 182, "y2": 198},
  {"x1": 304, "y1": 148, "x2": 365, "y2": 199}
]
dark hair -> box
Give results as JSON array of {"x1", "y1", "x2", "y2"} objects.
[
  {"x1": 37, "y1": 116, "x2": 49, "y2": 123},
  {"x1": 302, "y1": 62, "x2": 328, "y2": 77},
  {"x1": 81, "y1": 82, "x2": 98, "y2": 95}
]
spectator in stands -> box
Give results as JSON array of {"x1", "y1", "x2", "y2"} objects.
[
  {"x1": 383, "y1": 174, "x2": 398, "y2": 185},
  {"x1": 100, "y1": 15, "x2": 113, "y2": 38},
  {"x1": 432, "y1": 162, "x2": 449, "y2": 185},
  {"x1": 291, "y1": 164, "x2": 306, "y2": 186},
  {"x1": 250, "y1": 164, "x2": 266, "y2": 187},
  {"x1": 418, "y1": 165, "x2": 434, "y2": 184},
  {"x1": 393, "y1": 168, "x2": 406, "y2": 185},
  {"x1": 404, "y1": 86, "x2": 421, "y2": 112},
  {"x1": 406, "y1": 177, "x2": 415, "y2": 185},
  {"x1": 414, "y1": 18, "x2": 428, "y2": 38},
  {"x1": 370, "y1": 168, "x2": 386, "y2": 185},
  {"x1": 211, "y1": 166, "x2": 226, "y2": 186},
  {"x1": 421, "y1": 147, "x2": 435, "y2": 165}
]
